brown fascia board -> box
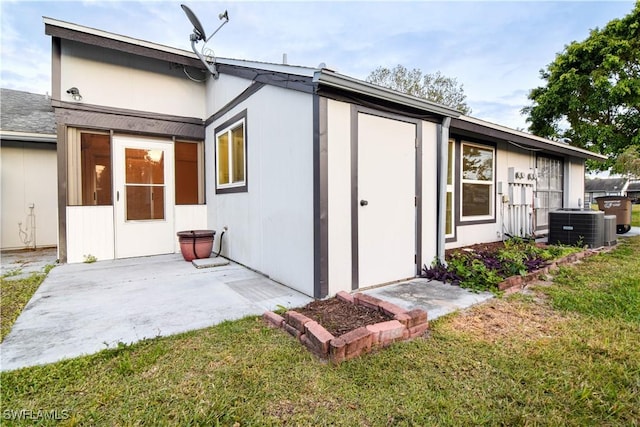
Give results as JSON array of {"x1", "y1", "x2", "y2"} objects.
[
  {"x1": 51, "y1": 99, "x2": 204, "y2": 126},
  {"x1": 45, "y1": 23, "x2": 205, "y2": 70},
  {"x1": 450, "y1": 117, "x2": 607, "y2": 162}
]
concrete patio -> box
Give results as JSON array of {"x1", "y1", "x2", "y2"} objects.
[{"x1": 0, "y1": 252, "x2": 313, "y2": 371}]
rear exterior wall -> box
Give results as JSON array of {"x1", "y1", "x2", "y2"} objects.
[
  {"x1": 206, "y1": 82, "x2": 315, "y2": 296},
  {"x1": 59, "y1": 40, "x2": 205, "y2": 117}
]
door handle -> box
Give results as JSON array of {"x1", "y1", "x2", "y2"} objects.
[
  {"x1": 117, "y1": 191, "x2": 119, "y2": 202},
  {"x1": 360, "y1": 200, "x2": 368, "y2": 206}
]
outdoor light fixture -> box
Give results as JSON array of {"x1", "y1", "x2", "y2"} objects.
[{"x1": 66, "y1": 87, "x2": 82, "y2": 101}]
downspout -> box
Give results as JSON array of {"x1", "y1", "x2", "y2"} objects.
[{"x1": 437, "y1": 117, "x2": 451, "y2": 264}]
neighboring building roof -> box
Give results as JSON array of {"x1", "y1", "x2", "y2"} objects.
[
  {"x1": 584, "y1": 177, "x2": 629, "y2": 193},
  {"x1": 42, "y1": 17, "x2": 608, "y2": 162},
  {"x1": 626, "y1": 180, "x2": 640, "y2": 192},
  {"x1": 0, "y1": 88, "x2": 56, "y2": 143}
]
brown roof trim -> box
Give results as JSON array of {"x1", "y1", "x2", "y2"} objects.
[
  {"x1": 217, "y1": 64, "x2": 314, "y2": 94},
  {"x1": 51, "y1": 99, "x2": 203, "y2": 126},
  {"x1": 450, "y1": 117, "x2": 605, "y2": 161},
  {"x1": 45, "y1": 24, "x2": 205, "y2": 70}
]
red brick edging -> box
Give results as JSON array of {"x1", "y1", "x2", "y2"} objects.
[
  {"x1": 497, "y1": 248, "x2": 602, "y2": 294},
  {"x1": 262, "y1": 291, "x2": 428, "y2": 365}
]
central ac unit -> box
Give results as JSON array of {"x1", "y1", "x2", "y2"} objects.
[{"x1": 548, "y1": 209, "x2": 604, "y2": 248}]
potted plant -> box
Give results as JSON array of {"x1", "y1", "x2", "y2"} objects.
[{"x1": 176, "y1": 230, "x2": 215, "y2": 261}]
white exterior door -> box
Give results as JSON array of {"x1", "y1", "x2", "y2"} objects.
[
  {"x1": 114, "y1": 135, "x2": 175, "y2": 258},
  {"x1": 357, "y1": 113, "x2": 416, "y2": 288}
]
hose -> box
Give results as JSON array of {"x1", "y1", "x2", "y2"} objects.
[
  {"x1": 191, "y1": 230, "x2": 199, "y2": 260},
  {"x1": 215, "y1": 231, "x2": 225, "y2": 257}
]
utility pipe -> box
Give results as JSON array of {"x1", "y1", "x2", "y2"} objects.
[{"x1": 437, "y1": 117, "x2": 451, "y2": 264}]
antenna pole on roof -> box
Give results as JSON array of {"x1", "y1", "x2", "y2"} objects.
[{"x1": 181, "y1": 4, "x2": 230, "y2": 79}]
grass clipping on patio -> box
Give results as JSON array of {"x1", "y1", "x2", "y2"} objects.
[{"x1": 1, "y1": 238, "x2": 639, "y2": 426}]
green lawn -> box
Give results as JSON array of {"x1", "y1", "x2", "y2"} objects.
[
  {"x1": 1, "y1": 265, "x2": 54, "y2": 341},
  {"x1": 632, "y1": 203, "x2": 640, "y2": 227},
  {"x1": 1, "y1": 239, "x2": 639, "y2": 426}
]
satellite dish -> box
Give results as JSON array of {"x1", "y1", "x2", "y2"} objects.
[
  {"x1": 180, "y1": 4, "x2": 230, "y2": 79},
  {"x1": 181, "y1": 4, "x2": 206, "y2": 41}
]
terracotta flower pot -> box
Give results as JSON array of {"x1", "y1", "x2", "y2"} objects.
[{"x1": 177, "y1": 230, "x2": 215, "y2": 261}]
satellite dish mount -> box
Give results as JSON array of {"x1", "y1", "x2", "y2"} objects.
[{"x1": 181, "y1": 4, "x2": 229, "y2": 79}]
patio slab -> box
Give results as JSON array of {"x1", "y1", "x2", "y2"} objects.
[
  {"x1": 0, "y1": 253, "x2": 312, "y2": 371},
  {"x1": 362, "y1": 279, "x2": 494, "y2": 321},
  {"x1": 0, "y1": 247, "x2": 58, "y2": 280}
]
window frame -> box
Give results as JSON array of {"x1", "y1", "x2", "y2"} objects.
[
  {"x1": 460, "y1": 141, "x2": 495, "y2": 222},
  {"x1": 214, "y1": 110, "x2": 248, "y2": 194}
]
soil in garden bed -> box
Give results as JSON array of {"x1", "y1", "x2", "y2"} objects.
[
  {"x1": 445, "y1": 241, "x2": 506, "y2": 257},
  {"x1": 296, "y1": 297, "x2": 394, "y2": 337}
]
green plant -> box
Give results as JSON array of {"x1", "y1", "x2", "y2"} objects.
[
  {"x1": 497, "y1": 250, "x2": 527, "y2": 277},
  {"x1": 467, "y1": 258, "x2": 504, "y2": 291},
  {"x1": 83, "y1": 254, "x2": 97, "y2": 263},
  {"x1": 423, "y1": 238, "x2": 583, "y2": 293},
  {"x1": 273, "y1": 304, "x2": 288, "y2": 315}
]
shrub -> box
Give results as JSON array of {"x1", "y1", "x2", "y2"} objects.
[{"x1": 422, "y1": 238, "x2": 581, "y2": 293}]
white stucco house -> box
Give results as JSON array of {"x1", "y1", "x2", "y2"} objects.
[
  {"x1": 44, "y1": 17, "x2": 605, "y2": 298},
  {"x1": 0, "y1": 88, "x2": 58, "y2": 250}
]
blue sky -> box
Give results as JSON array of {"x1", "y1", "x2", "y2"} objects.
[{"x1": 0, "y1": 1, "x2": 635, "y2": 130}]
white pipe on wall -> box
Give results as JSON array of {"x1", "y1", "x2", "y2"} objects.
[{"x1": 437, "y1": 117, "x2": 451, "y2": 264}]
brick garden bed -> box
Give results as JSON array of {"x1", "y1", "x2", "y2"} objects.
[
  {"x1": 497, "y1": 247, "x2": 603, "y2": 294},
  {"x1": 263, "y1": 247, "x2": 602, "y2": 364},
  {"x1": 263, "y1": 291, "x2": 428, "y2": 365}
]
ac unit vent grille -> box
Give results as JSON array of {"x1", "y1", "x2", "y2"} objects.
[{"x1": 548, "y1": 210, "x2": 604, "y2": 248}]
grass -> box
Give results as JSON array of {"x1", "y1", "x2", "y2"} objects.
[
  {"x1": 1, "y1": 239, "x2": 639, "y2": 425},
  {"x1": 1, "y1": 264, "x2": 55, "y2": 342},
  {"x1": 541, "y1": 237, "x2": 640, "y2": 323}
]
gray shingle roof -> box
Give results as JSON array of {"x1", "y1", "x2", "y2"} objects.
[
  {"x1": 584, "y1": 178, "x2": 628, "y2": 192},
  {"x1": 627, "y1": 180, "x2": 640, "y2": 192},
  {"x1": 1, "y1": 88, "x2": 56, "y2": 135}
]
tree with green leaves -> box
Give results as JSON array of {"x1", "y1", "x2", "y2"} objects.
[
  {"x1": 522, "y1": 2, "x2": 640, "y2": 170},
  {"x1": 366, "y1": 65, "x2": 472, "y2": 114},
  {"x1": 613, "y1": 144, "x2": 640, "y2": 178}
]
